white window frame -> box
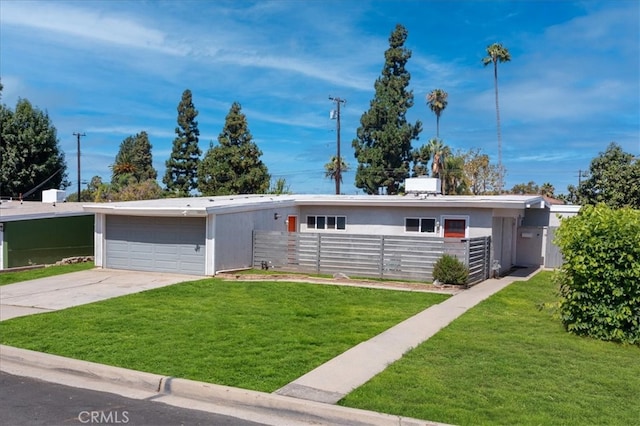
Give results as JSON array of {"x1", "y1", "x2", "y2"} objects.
[{"x1": 306, "y1": 215, "x2": 347, "y2": 231}]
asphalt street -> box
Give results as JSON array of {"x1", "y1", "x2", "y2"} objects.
[{"x1": 0, "y1": 372, "x2": 266, "y2": 426}]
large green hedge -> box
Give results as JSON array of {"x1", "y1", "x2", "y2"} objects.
[{"x1": 554, "y1": 204, "x2": 640, "y2": 344}]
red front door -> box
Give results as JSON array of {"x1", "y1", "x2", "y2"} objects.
[{"x1": 287, "y1": 216, "x2": 297, "y2": 232}]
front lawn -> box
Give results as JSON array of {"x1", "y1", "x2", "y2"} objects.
[
  {"x1": 0, "y1": 279, "x2": 448, "y2": 392},
  {"x1": 0, "y1": 262, "x2": 95, "y2": 286},
  {"x1": 340, "y1": 271, "x2": 640, "y2": 425}
]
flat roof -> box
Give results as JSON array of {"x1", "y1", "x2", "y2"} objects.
[
  {"x1": 82, "y1": 193, "x2": 558, "y2": 217},
  {"x1": 0, "y1": 200, "x2": 91, "y2": 222}
]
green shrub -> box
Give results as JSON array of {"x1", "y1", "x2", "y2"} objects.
[
  {"x1": 432, "y1": 254, "x2": 469, "y2": 285},
  {"x1": 554, "y1": 204, "x2": 640, "y2": 344}
]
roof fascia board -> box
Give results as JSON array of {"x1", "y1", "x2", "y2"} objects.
[
  {"x1": 294, "y1": 198, "x2": 534, "y2": 210},
  {"x1": 82, "y1": 206, "x2": 208, "y2": 217},
  {"x1": 207, "y1": 199, "x2": 297, "y2": 215},
  {"x1": 0, "y1": 211, "x2": 93, "y2": 222}
]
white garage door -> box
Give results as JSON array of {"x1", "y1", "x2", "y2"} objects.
[{"x1": 105, "y1": 216, "x2": 206, "y2": 275}]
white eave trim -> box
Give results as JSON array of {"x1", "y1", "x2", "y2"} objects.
[{"x1": 82, "y1": 206, "x2": 208, "y2": 217}]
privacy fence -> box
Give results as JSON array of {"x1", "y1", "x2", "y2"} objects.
[{"x1": 253, "y1": 231, "x2": 491, "y2": 285}]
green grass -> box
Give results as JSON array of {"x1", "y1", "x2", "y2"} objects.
[
  {"x1": 0, "y1": 262, "x2": 95, "y2": 286},
  {"x1": 339, "y1": 271, "x2": 640, "y2": 425},
  {"x1": 0, "y1": 279, "x2": 448, "y2": 392}
]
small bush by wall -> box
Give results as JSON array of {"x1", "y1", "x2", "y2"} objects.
[
  {"x1": 554, "y1": 204, "x2": 640, "y2": 344},
  {"x1": 432, "y1": 254, "x2": 469, "y2": 285}
]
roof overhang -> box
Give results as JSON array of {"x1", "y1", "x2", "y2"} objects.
[
  {"x1": 0, "y1": 201, "x2": 92, "y2": 222},
  {"x1": 82, "y1": 194, "x2": 552, "y2": 217}
]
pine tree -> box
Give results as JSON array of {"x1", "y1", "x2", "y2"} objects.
[
  {"x1": 163, "y1": 89, "x2": 201, "y2": 196},
  {"x1": 111, "y1": 131, "x2": 157, "y2": 188},
  {"x1": 352, "y1": 24, "x2": 422, "y2": 195},
  {"x1": 0, "y1": 98, "x2": 69, "y2": 200},
  {"x1": 197, "y1": 102, "x2": 270, "y2": 195}
]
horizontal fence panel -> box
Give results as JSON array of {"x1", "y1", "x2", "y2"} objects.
[{"x1": 253, "y1": 231, "x2": 490, "y2": 284}]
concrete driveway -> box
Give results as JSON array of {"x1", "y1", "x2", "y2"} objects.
[{"x1": 0, "y1": 269, "x2": 203, "y2": 321}]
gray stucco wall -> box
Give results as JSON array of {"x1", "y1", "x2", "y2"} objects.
[
  {"x1": 522, "y1": 208, "x2": 550, "y2": 227},
  {"x1": 214, "y1": 206, "x2": 298, "y2": 272},
  {"x1": 298, "y1": 205, "x2": 495, "y2": 238},
  {"x1": 516, "y1": 226, "x2": 545, "y2": 266}
]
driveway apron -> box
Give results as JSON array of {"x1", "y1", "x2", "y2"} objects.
[{"x1": 0, "y1": 269, "x2": 202, "y2": 321}]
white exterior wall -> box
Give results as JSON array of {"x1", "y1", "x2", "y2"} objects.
[
  {"x1": 206, "y1": 215, "x2": 216, "y2": 276},
  {"x1": 0, "y1": 223, "x2": 4, "y2": 269},
  {"x1": 549, "y1": 205, "x2": 581, "y2": 227},
  {"x1": 94, "y1": 213, "x2": 105, "y2": 267},
  {"x1": 298, "y1": 205, "x2": 494, "y2": 238},
  {"x1": 214, "y1": 206, "x2": 298, "y2": 272}
]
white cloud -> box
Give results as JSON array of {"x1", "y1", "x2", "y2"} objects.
[{"x1": 0, "y1": 1, "x2": 186, "y2": 55}]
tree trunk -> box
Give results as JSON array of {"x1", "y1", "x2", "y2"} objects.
[{"x1": 494, "y1": 60, "x2": 503, "y2": 193}]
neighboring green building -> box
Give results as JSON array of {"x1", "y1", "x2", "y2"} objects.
[{"x1": 0, "y1": 200, "x2": 93, "y2": 269}]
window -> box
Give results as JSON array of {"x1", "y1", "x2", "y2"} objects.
[
  {"x1": 405, "y1": 217, "x2": 436, "y2": 233},
  {"x1": 307, "y1": 216, "x2": 316, "y2": 228},
  {"x1": 306, "y1": 215, "x2": 346, "y2": 230},
  {"x1": 316, "y1": 216, "x2": 326, "y2": 229}
]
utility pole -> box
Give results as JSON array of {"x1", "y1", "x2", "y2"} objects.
[
  {"x1": 329, "y1": 96, "x2": 346, "y2": 195},
  {"x1": 73, "y1": 132, "x2": 85, "y2": 201}
]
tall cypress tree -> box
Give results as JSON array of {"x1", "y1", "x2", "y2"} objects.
[
  {"x1": 197, "y1": 102, "x2": 270, "y2": 195},
  {"x1": 352, "y1": 24, "x2": 422, "y2": 195},
  {"x1": 163, "y1": 89, "x2": 201, "y2": 196}
]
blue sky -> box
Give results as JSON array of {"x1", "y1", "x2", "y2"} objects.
[{"x1": 1, "y1": 0, "x2": 638, "y2": 196}]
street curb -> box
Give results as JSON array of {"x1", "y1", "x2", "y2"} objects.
[
  {"x1": 0, "y1": 345, "x2": 447, "y2": 426},
  {"x1": 0, "y1": 345, "x2": 164, "y2": 394}
]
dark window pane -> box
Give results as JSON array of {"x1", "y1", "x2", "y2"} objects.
[
  {"x1": 317, "y1": 216, "x2": 326, "y2": 229},
  {"x1": 406, "y1": 218, "x2": 419, "y2": 232},
  {"x1": 337, "y1": 216, "x2": 346, "y2": 230},
  {"x1": 307, "y1": 216, "x2": 316, "y2": 229},
  {"x1": 421, "y1": 218, "x2": 436, "y2": 233},
  {"x1": 327, "y1": 216, "x2": 336, "y2": 229}
]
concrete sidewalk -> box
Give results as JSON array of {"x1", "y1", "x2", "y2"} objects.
[
  {"x1": 0, "y1": 269, "x2": 201, "y2": 321},
  {"x1": 276, "y1": 267, "x2": 540, "y2": 403}
]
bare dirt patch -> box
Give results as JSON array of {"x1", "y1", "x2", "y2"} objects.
[{"x1": 215, "y1": 272, "x2": 463, "y2": 295}]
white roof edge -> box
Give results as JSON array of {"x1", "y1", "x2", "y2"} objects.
[
  {"x1": 81, "y1": 194, "x2": 551, "y2": 216},
  {"x1": 550, "y1": 204, "x2": 581, "y2": 213},
  {"x1": 0, "y1": 211, "x2": 92, "y2": 222},
  {"x1": 83, "y1": 205, "x2": 208, "y2": 217}
]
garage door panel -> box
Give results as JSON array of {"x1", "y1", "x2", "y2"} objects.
[{"x1": 105, "y1": 216, "x2": 206, "y2": 275}]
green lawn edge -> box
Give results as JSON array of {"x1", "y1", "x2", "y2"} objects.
[
  {"x1": 0, "y1": 262, "x2": 95, "y2": 286},
  {"x1": 0, "y1": 278, "x2": 448, "y2": 393},
  {"x1": 339, "y1": 271, "x2": 640, "y2": 425}
]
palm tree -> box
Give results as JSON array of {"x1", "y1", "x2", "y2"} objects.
[
  {"x1": 482, "y1": 43, "x2": 511, "y2": 192},
  {"x1": 426, "y1": 138, "x2": 450, "y2": 180},
  {"x1": 540, "y1": 182, "x2": 555, "y2": 198},
  {"x1": 324, "y1": 156, "x2": 349, "y2": 194},
  {"x1": 426, "y1": 89, "x2": 448, "y2": 139},
  {"x1": 110, "y1": 151, "x2": 137, "y2": 188},
  {"x1": 443, "y1": 154, "x2": 467, "y2": 195}
]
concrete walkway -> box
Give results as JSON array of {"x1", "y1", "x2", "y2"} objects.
[
  {"x1": 276, "y1": 266, "x2": 540, "y2": 403},
  {"x1": 0, "y1": 269, "x2": 201, "y2": 321}
]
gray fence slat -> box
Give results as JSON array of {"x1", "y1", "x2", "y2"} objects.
[{"x1": 253, "y1": 231, "x2": 490, "y2": 284}]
